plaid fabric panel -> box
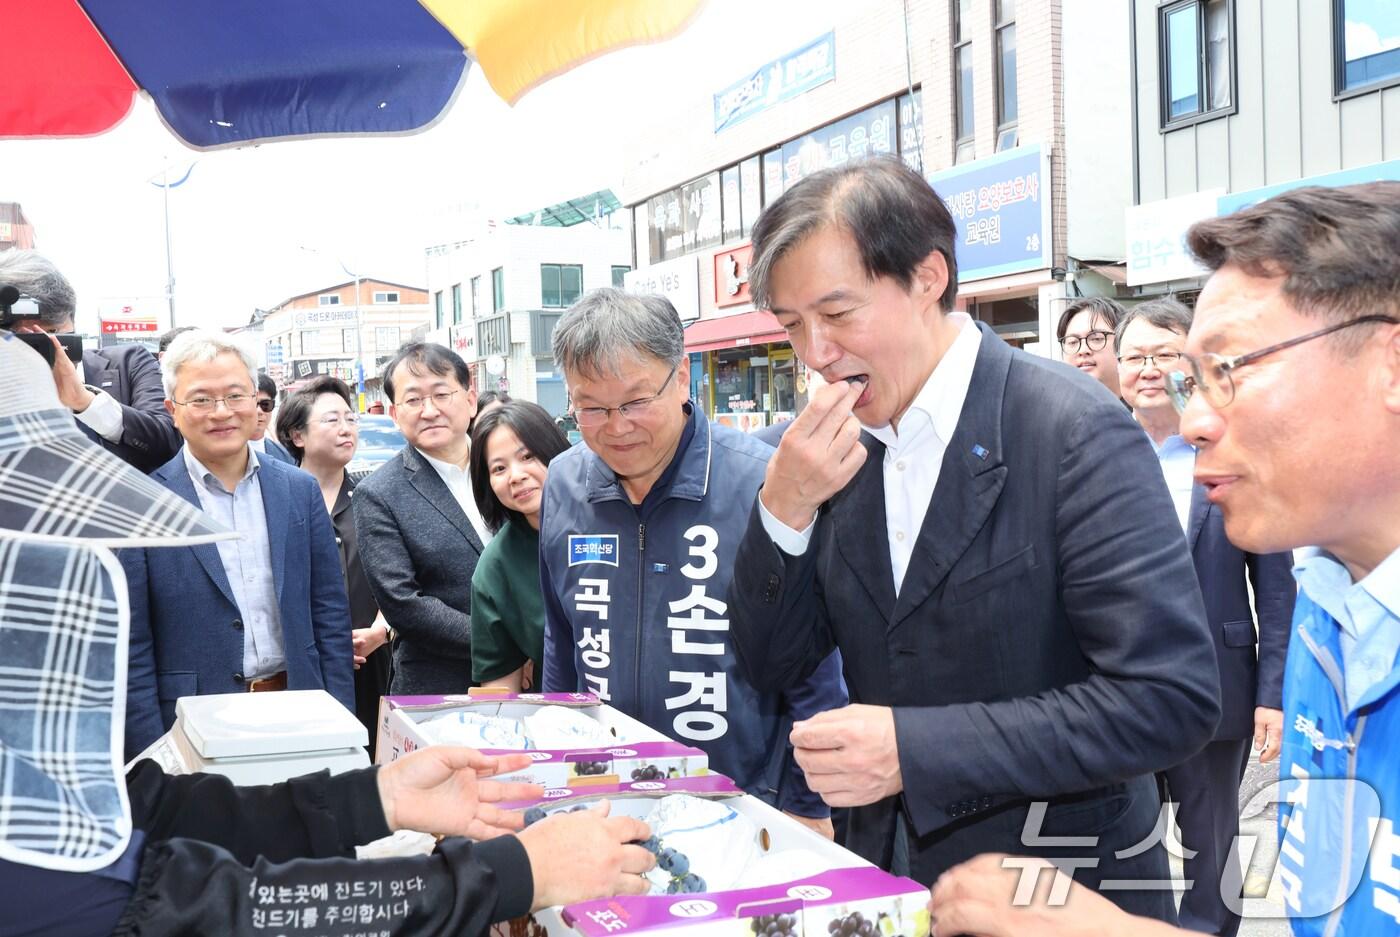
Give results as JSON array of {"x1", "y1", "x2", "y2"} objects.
[
  {"x1": 0, "y1": 409, "x2": 230, "y2": 546},
  {"x1": 0, "y1": 537, "x2": 129, "y2": 866}
]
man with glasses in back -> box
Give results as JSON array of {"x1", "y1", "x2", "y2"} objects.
[
  {"x1": 539, "y1": 289, "x2": 848, "y2": 836},
  {"x1": 122, "y1": 330, "x2": 355, "y2": 758},
  {"x1": 251, "y1": 371, "x2": 295, "y2": 464},
  {"x1": 1116, "y1": 297, "x2": 1295, "y2": 937},
  {"x1": 1056, "y1": 296, "x2": 1126, "y2": 400},
  {"x1": 929, "y1": 182, "x2": 1400, "y2": 937},
  {"x1": 354, "y1": 343, "x2": 495, "y2": 694}
]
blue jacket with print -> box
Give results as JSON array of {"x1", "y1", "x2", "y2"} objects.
[
  {"x1": 539, "y1": 406, "x2": 847, "y2": 817},
  {"x1": 1275, "y1": 589, "x2": 1400, "y2": 936}
]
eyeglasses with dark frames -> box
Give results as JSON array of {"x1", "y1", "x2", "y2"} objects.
[
  {"x1": 1059, "y1": 330, "x2": 1113, "y2": 354},
  {"x1": 255, "y1": 398, "x2": 275, "y2": 413},
  {"x1": 1167, "y1": 315, "x2": 1400, "y2": 413}
]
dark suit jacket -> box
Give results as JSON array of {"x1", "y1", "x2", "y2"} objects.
[
  {"x1": 729, "y1": 323, "x2": 1222, "y2": 887},
  {"x1": 80, "y1": 345, "x2": 180, "y2": 473},
  {"x1": 1185, "y1": 484, "x2": 1295, "y2": 739},
  {"x1": 353, "y1": 445, "x2": 485, "y2": 695},
  {"x1": 258, "y1": 437, "x2": 296, "y2": 465},
  {"x1": 122, "y1": 452, "x2": 356, "y2": 759}
]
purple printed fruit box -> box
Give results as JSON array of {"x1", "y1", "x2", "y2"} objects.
[
  {"x1": 491, "y1": 777, "x2": 930, "y2": 937},
  {"x1": 374, "y1": 693, "x2": 709, "y2": 789}
]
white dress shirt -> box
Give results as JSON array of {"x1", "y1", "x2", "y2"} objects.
[
  {"x1": 1150, "y1": 434, "x2": 1197, "y2": 535},
  {"x1": 73, "y1": 358, "x2": 125, "y2": 443},
  {"x1": 182, "y1": 444, "x2": 287, "y2": 680},
  {"x1": 419, "y1": 446, "x2": 494, "y2": 547},
  {"x1": 761, "y1": 313, "x2": 983, "y2": 596}
]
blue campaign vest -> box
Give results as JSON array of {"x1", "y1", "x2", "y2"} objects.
[
  {"x1": 538, "y1": 407, "x2": 845, "y2": 815},
  {"x1": 1275, "y1": 592, "x2": 1400, "y2": 936}
]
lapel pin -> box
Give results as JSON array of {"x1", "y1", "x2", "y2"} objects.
[{"x1": 972, "y1": 444, "x2": 989, "y2": 460}]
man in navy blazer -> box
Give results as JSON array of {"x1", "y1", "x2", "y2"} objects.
[
  {"x1": 727, "y1": 159, "x2": 1219, "y2": 921},
  {"x1": 1116, "y1": 300, "x2": 1294, "y2": 936},
  {"x1": 122, "y1": 331, "x2": 354, "y2": 759}
]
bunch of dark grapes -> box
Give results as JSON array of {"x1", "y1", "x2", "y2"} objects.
[
  {"x1": 630, "y1": 765, "x2": 664, "y2": 781},
  {"x1": 751, "y1": 914, "x2": 798, "y2": 937},
  {"x1": 828, "y1": 911, "x2": 876, "y2": 937},
  {"x1": 632, "y1": 835, "x2": 706, "y2": 893},
  {"x1": 574, "y1": 761, "x2": 610, "y2": 776},
  {"x1": 523, "y1": 803, "x2": 591, "y2": 826}
]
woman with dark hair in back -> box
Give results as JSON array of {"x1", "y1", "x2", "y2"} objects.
[
  {"x1": 468, "y1": 401, "x2": 570, "y2": 691},
  {"x1": 276, "y1": 376, "x2": 392, "y2": 750}
]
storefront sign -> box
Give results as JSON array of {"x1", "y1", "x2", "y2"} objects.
[
  {"x1": 625, "y1": 256, "x2": 701, "y2": 322},
  {"x1": 927, "y1": 144, "x2": 1053, "y2": 282},
  {"x1": 1217, "y1": 158, "x2": 1400, "y2": 216},
  {"x1": 1124, "y1": 189, "x2": 1221, "y2": 286},
  {"x1": 713, "y1": 243, "x2": 753, "y2": 308},
  {"x1": 291, "y1": 357, "x2": 355, "y2": 381},
  {"x1": 713, "y1": 32, "x2": 835, "y2": 133},
  {"x1": 782, "y1": 98, "x2": 897, "y2": 189},
  {"x1": 449, "y1": 322, "x2": 475, "y2": 357},
  {"x1": 294, "y1": 307, "x2": 357, "y2": 328},
  {"x1": 99, "y1": 303, "x2": 158, "y2": 333}
]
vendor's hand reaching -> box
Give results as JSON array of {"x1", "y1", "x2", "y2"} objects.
[
  {"x1": 376, "y1": 747, "x2": 539, "y2": 840},
  {"x1": 516, "y1": 801, "x2": 656, "y2": 911},
  {"x1": 928, "y1": 854, "x2": 1183, "y2": 937}
]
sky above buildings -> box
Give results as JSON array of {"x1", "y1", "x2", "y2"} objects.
[{"x1": 0, "y1": 0, "x2": 845, "y2": 333}]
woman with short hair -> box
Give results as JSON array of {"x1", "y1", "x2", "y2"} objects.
[{"x1": 276, "y1": 376, "x2": 391, "y2": 748}]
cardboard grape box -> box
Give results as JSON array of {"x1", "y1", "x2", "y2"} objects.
[
  {"x1": 374, "y1": 692, "x2": 709, "y2": 790},
  {"x1": 490, "y1": 776, "x2": 931, "y2": 937}
]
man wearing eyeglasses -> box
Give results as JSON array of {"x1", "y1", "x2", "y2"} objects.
[
  {"x1": 538, "y1": 289, "x2": 848, "y2": 836},
  {"x1": 1116, "y1": 297, "x2": 1295, "y2": 937},
  {"x1": 928, "y1": 182, "x2": 1400, "y2": 937},
  {"x1": 121, "y1": 330, "x2": 355, "y2": 758},
  {"x1": 251, "y1": 372, "x2": 295, "y2": 464},
  {"x1": 354, "y1": 343, "x2": 495, "y2": 695},
  {"x1": 1, "y1": 249, "x2": 180, "y2": 473}
]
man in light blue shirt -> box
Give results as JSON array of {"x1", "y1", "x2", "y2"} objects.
[{"x1": 1117, "y1": 296, "x2": 1296, "y2": 937}]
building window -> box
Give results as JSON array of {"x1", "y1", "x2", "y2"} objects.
[
  {"x1": 375, "y1": 326, "x2": 400, "y2": 352},
  {"x1": 492, "y1": 268, "x2": 505, "y2": 312},
  {"x1": 471, "y1": 276, "x2": 481, "y2": 316},
  {"x1": 721, "y1": 166, "x2": 743, "y2": 243},
  {"x1": 1334, "y1": 0, "x2": 1400, "y2": 96},
  {"x1": 1159, "y1": 0, "x2": 1234, "y2": 128},
  {"x1": 433, "y1": 290, "x2": 443, "y2": 329},
  {"x1": 318, "y1": 294, "x2": 341, "y2": 307},
  {"x1": 995, "y1": 0, "x2": 1018, "y2": 150},
  {"x1": 372, "y1": 291, "x2": 399, "y2": 304},
  {"x1": 343, "y1": 328, "x2": 357, "y2": 354},
  {"x1": 612, "y1": 265, "x2": 630, "y2": 288},
  {"x1": 300, "y1": 331, "x2": 319, "y2": 356},
  {"x1": 954, "y1": 0, "x2": 975, "y2": 163},
  {"x1": 739, "y1": 155, "x2": 763, "y2": 235},
  {"x1": 540, "y1": 264, "x2": 583, "y2": 308},
  {"x1": 761, "y1": 148, "x2": 784, "y2": 207},
  {"x1": 451, "y1": 283, "x2": 462, "y2": 325}
]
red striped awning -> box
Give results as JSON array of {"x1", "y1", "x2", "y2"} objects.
[{"x1": 684, "y1": 310, "x2": 786, "y2": 354}]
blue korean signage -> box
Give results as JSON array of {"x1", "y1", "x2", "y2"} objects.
[
  {"x1": 927, "y1": 144, "x2": 1053, "y2": 282},
  {"x1": 713, "y1": 32, "x2": 836, "y2": 133},
  {"x1": 1217, "y1": 158, "x2": 1400, "y2": 216}
]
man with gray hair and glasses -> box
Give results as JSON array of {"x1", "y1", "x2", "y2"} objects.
[
  {"x1": 1116, "y1": 296, "x2": 1295, "y2": 937},
  {"x1": 121, "y1": 329, "x2": 355, "y2": 758},
  {"x1": 1, "y1": 248, "x2": 179, "y2": 471},
  {"x1": 539, "y1": 288, "x2": 848, "y2": 836},
  {"x1": 930, "y1": 181, "x2": 1400, "y2": 937}
]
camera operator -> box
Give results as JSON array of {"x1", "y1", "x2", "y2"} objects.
[{"x1": 0, "y1": 249, "x2": 180, "y2": 472}]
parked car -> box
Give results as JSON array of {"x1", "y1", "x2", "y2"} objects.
[{"x1": 347, "y1": 414, "x2": 406, "y2": 482}]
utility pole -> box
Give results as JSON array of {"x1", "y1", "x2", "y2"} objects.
[{"x1": 161, "y1": 166, "x2": 176, "y2": 328}]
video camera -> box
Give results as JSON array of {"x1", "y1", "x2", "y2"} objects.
[{"x1": 0, "y1": 284, "x2": 83, "y2": 367}]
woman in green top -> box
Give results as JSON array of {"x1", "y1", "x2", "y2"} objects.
[{"x1": 469, "y1": 401, "x2": 571, "y2": 691}]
